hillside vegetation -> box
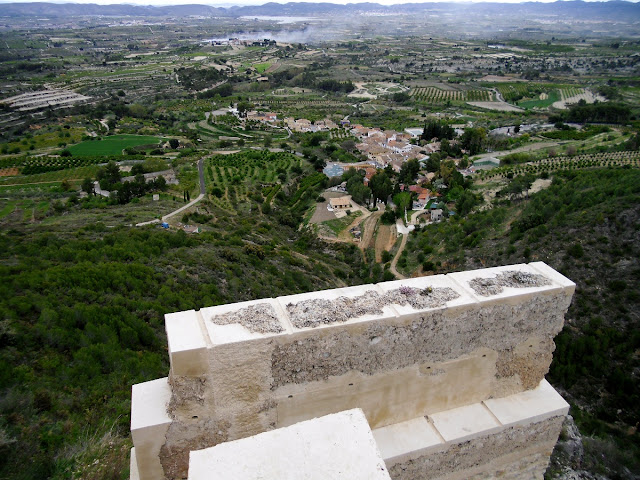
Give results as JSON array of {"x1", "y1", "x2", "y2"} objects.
[
  {"x1": 401, "y1": 167, "x2": 640, "y2": 477},
  {"x1": 0, "y1": 164, "x2": 365, "y2": 479}
]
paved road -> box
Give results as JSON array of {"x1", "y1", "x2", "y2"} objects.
[{"x1": 136, "y1": 157, "x2": 207, "y2": 227}]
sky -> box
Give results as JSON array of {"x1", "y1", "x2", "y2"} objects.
[{"x1": 0, "y1": 0, "x2": 635, "y2": 5}]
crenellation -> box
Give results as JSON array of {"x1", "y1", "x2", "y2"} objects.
[
  {"x1": 130, "y1": 262, "x2": 575, "y2": 479},
  {"x1": 165, "y1": 310, "x2": 208, "y2": 377}
]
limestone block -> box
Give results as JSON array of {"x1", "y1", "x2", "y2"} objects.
[
  {"x1": 373, "y1": 417, "x2": 444, "y2": 467},
  {"x1": 484, "y1": 379, "x2": 570, "y2": 428},
  {"x1": 165, "y1": 310, "x2": 208, "y2": 377},
  {"x1": 130, "y1": 378, "x2": 172, "y2": 480},
  {"x1": 200, "y1": 298, "x2": 291, "y2": 440},
  {"x1": 380, "y1": 380, "x2": 569, "y2": 480},
  {"x1": 130, "y1": 448, "x2": 139, "y2": 480},
  {"x1": 188, "y1": 409, "x2": 392, "y2": 480},
  {"x1": 141, "y1": 263, "x2": 575, "y2": 480},
  {"x1": 429, "y1": 402, "x2": 502, "y2": 443}
]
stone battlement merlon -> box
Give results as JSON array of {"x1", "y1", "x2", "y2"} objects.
[
  {"x1": 131, "y1": 262, "x2": 575, "y2": 480},
  {"x1": 166, "y1": 262, "x2": 573, "y2": 379}
]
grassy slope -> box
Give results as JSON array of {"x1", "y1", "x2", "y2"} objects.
[{"x1": 402, "y1": 167, "x2": 640, "y2": 477}]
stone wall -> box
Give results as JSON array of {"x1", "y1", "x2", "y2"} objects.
[{"x1": 129, "y1": 262, "x2": 575, "y2": 480}]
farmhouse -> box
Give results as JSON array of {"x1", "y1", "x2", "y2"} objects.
[{"x1": 330, "y1": 196, "x2": 353, "y2": 210}]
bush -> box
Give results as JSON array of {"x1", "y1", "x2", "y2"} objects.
[{"x1": 567, "y1": 243, "x2": 584, "y2": 259}]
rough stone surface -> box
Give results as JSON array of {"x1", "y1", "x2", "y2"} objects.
[
  {"x1": 159, "y1": 418, "x2": 230, "y2": 480},
  {"x1": 168, "y1": 376, "x2": 206, "y2": 413},
  {"x1": 389, "y1": 416, "x2": 564, "y2": 480},
  {"x1": 468, "y1": 270, "x2": 551, "y2": 296},
  {"x1": 496, "y1": 339, "x2": 555, "y2": 391},
  {"x1": 210, "y1": 303, "x2": 283, "y2": 334},
  {"x1": 272, "y1": 294, "x2": 565, "y2": 388},
  {"x1": 286, "y1": 287, "x2": 460, "y2": 329}
]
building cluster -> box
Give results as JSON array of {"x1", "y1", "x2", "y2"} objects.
[
  {"x1": 284, "y1": 117, "x2": 339, "y2": 133},
  {"x1": 349, "y1": 125, "x2": 438, "y2": 172}
]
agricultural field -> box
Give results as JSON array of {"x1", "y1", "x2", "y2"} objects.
[
  {"x1": 478, "y1": 150, "x2": 640, "y2": 181},
  {"x1": 0, "y1": 165, "x2": 103, "y2": 187},
  {"x1": 518, "y1": 90, "x2": 560, "y2": 109},
  {"x1": 68, "y1": 135, "x2": 167, "y2": 156},
  {"x1": 410, "y1": 87, "x2": 492, "y2": 103},
  {"x1": 206, "y1": 151, "x2": 304, "y2": 212}
]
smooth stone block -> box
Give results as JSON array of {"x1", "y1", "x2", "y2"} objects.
[
  {"x1": 373, "y1": 417, "x2": 444, "y2": 466},
  {"x1": 166, "y1": 310, "x2": 208, "y2": 376},
  {"x1": 131, "y1": 378, "x2": 172, "y2": 480},
  {"x1": 188, "y1": 409, "x2": 392, "y2": 480},
  {"x1": 484, "y1": 379, "x2": 570, "y2": 427},
  {"x1": 428, "y1": 402, "x2": 501, "y2": 443}
]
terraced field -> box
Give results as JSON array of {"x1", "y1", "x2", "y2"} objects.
[
  {"x1": 410, "y1": 87, "x2": 491, "y2": 103},
  {"x1": 0, "y1": 165, "x2": 101, "y2": 187},
  {"x1": 478, "y1": 150, "x2": 640, "y2": 180}
]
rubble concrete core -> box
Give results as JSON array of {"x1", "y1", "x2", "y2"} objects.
[{"x1": 129, "y1": 262, "x2": 575, "y2": 480}]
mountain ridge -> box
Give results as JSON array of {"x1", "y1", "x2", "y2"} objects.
[{"x1": 1, "y1": 0, "x2": 639, "y2": 20}]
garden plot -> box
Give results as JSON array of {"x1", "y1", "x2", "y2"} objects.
[{"x1": 206, "y1": 151, "x2": 302, "y2": 212}]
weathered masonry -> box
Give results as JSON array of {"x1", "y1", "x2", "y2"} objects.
[{"x1": 130, "y1": 262, "x2": 575, "y2": 480}]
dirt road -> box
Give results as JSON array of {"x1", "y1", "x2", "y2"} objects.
[
  {"x1": 359, "y1": 210, "x2": 383, "y2": 251},
  {"x1": 389, "y1": 234, "x2": 408, "y2": 279}
]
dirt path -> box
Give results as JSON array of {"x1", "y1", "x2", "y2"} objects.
[
  {"x1": 374, "y1": 223, "x2": 396, "y2": 262},
  {"x1": 389, "y1": 234, "x2": 408, "y2": 279},
  {"x1": 359, "y1": 210, "x2": 383, "y2": 251}
]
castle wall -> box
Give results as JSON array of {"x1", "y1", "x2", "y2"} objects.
[{"x1": 129, "y1": 262, "x2": 575, "y2": 480}]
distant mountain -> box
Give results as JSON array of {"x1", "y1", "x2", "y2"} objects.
[
  {"x1": 1, "y1": 0, "x2": 639, "y2": 21},
  {"x1": 0, "y1": 2, "x2": 227, "y2": 17}
]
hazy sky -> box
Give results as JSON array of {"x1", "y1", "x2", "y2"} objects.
[{"x1": 1, "y1": 0, "x2": 634, "y2": 5}]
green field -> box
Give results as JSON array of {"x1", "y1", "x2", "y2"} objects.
[
  {"x1": 68, "y1": 135, "x2": 165, "y2": 156},
  {"x1": 518, "y1": 90, "x2": 560, "y2": 109},
  {"x1": 254, "y1": 62, "x2": 272, "y2": 73}
]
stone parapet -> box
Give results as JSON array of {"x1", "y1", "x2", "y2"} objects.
[{"x1": 130, "y1": 262, "x2": 575, "y2": 479}]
